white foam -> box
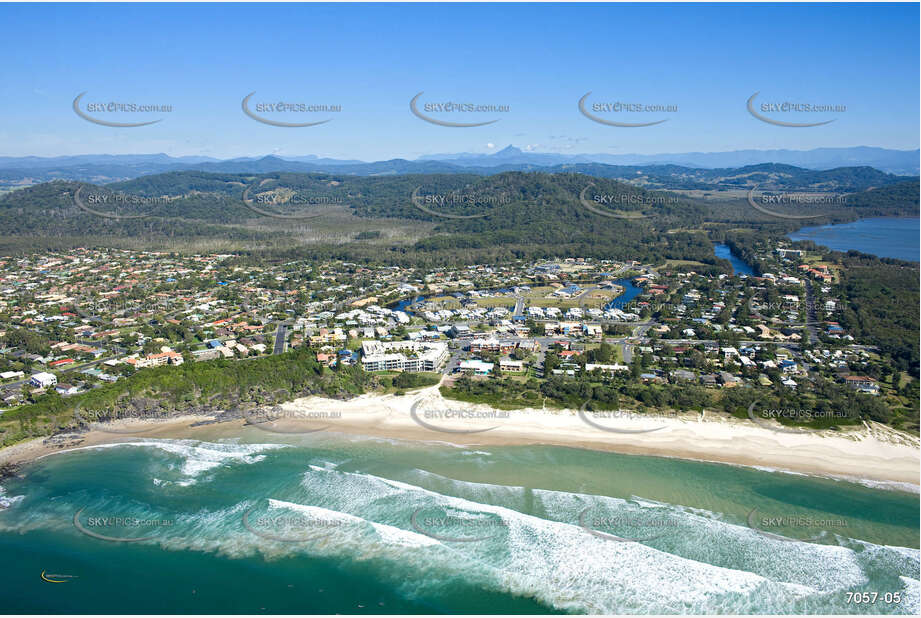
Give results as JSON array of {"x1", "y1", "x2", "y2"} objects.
[
  {"x1": 341, "y1": 465, "x2": 906, "y2": 597},
  {"x1": 295, "y1": 465, "x2": 851, "y2": 613},
  {"x1": 267, "y1": 498, "x2": 363, "y2": 524},
  {"x1": 899, "y1": 576, "x2": 920, "y2": 614},
  {"x1": 657, "y1": 456, "x2": 920, "y2": 495},
  {"x1": 10, "y1": 443, "x2": 913, "y2": 614},
  {"x1": 534, "y1": 487, "x2": 868, "y2": 594},
  {"x1": 0, "y1": 484, "x2": 24, "y2": 509},
  {"x1": 267, "y1": 499, "x2": 441, "y2": 548},
  {"x1": 750, "y1": 465, "x2": 809, "y2": 477},
  {"x1": 307, "y1": 461, "x2": 338, "y2": 472},
  {"x1": 257, "y1": 469, "x2": 918, "y2": 611},
  {"x1": 46, "y1": 439, "x2": 288, "y2": 485},
  {"x1": 159, "y1": 501, "x2": 256, "y2": 558},
  {"x1": 370, "y1": 521, "x2": 442, "y2": 547},
  {"x1": 851, "y1": 478, "x2": 921, "y2": 495}
]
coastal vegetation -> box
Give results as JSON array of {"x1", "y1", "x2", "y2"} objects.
[
  {"x1": 0, "y1": 347, "x2": 375, "y2": 447},
  {"x1": 439, "y1": 374, "x2": 894, "y2": 431}
]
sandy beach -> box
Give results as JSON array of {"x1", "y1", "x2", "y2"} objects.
[{"x1": 2, "y1": 386, "x2": 918, "y2": 489}]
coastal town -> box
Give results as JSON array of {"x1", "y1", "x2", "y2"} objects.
[
  {"x1": 0, "y1": 3, "x2": 917, "y2": 616},
  {"x1": 0, "y1": 243, "x2": 895, "y2": 415}
]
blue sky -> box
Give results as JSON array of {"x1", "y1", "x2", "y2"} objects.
[{"x1": 0, "y1": 2, "x2": 917, "y2": 160}]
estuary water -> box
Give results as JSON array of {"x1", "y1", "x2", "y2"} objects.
[
  {"x1": 788, "y1": 217, "x2": 920, "y2": 262},
  {"x1": 714, "y1": 243, "x2": 756, "y2": 276}
]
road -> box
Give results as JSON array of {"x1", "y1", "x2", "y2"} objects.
[
  {"x1": 621, "y1": 342, "x2": 633, "y2": 364},
  {"x1": 803, "y1": 281, "x2": 820, "y2": 344},
  {"x1": 273, "y1": 322, "x2": 289, "y2": 354},
  {"x1": 444, "y1": 347, "x2": 467, "y2": 374}
]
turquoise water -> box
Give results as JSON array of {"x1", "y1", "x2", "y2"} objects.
[
  {"x1": 788, "y1": 217, "x2": 920, "y2": 262},
  {"x1": 0, "y1": 433, "x2": 918, "y2": 614},
  {"x1": 714, "y1": 243, "x2": 756, "y2": 276}
]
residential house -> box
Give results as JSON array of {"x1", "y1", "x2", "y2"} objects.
[{"x1": 29, "y1": 372, "x2": 57, "y2": 388}]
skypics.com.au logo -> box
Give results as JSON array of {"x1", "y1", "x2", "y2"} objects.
[
  {"x1": 73, "y1": 507, "x2": 174, "y2": 543},
  {"x1": 578, "y1": 401, "x2": 678, "y2": 434},
  {"x1": 746, "y1": 507, "x2": 849, "y2": 543},
  {"x1": 73, "y1": 92, "x2": 171, "y2": 127},
  {"x1": 746, "y1": 92, "x2": 845, "y2": 127},
  {"x1": 410, "y1": 186, "x2": 511, "y2": 219},
  {"x1": 242, "y1": 500, "x2": 350, "y2": 543},
  {"x1": 409, "y1": 398, "x2": 510, "y2": 434},
  {"x1": 746, "y1": 185, "x2": 846, "y2": 220},
  {"x1": 578, "y1": 92, "x2": 677, "y2": 127},
  {"x1": 72, "y1": 401, "x2": 159, "y2": 436},
  {"x1": 236, "y1": 389, "x2": 338, "y2": 435},
  {"x1": 746, "y1": 400, "x2": 854, "y2": 434},
  {"x1": 241, "y1": 92, "x2": 341, "y2": 127},
  {"x1": 71, "y1": 186, "x2": 173, "y2": 220},
  {"x1": 68, "y1": 180, "x2": 338, "y2": 222},
  {"x1": 578, "y1": 183, "x2": 677, "y2": 219},
  {"x1": 410, "y1": 506, "x2": 508, "y2": 543},
  {"x1": 750, "y1": 296, "x2": 841, "y2": 327},
  {"x1": 241, "y1": 179, "x2": 331, "y2": 220},
  {"x1": 242, "y1": 404, "x2": 339, "y2": 435},
  {"x1": 410, "y1": 92, "x2": 509, "y2": 127},
  {"x1": 578, "y1": 506, "x2": 682, "y2": 543}
]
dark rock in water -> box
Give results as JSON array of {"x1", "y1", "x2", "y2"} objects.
[
  {"x1": 189, "y1": 418, "x2": 221, "y2": 427},
  {"x1": 42, "y1": 434, "x2": 85, "y2": 449},
  {"x1": 0, "y1": 462, "x2": 22, "y2": 483}
]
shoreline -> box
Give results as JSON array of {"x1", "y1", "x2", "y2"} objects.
[{"x1": 1, "y1": 387, "x2": 918, "y2": 491}]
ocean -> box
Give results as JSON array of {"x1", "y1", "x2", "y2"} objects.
[{"x1": 0, "y1": 432, "x2": 918, "y2": 614}]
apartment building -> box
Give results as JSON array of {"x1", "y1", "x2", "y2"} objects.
[
  {"x1": 360, "y1": 340, "x2": 448, "y2": 373},
  {"x1": 469, "y1": 338, "x2": 518, "y2": 354},
  {"x1": 129, "y1": 350, "x2": 185, "y2": 369}
]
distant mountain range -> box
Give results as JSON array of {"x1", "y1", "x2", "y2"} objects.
[
  {"x1": 0, "y1": 146, "x2": 917, "y2": 188},
  {"x1": 418, "y1": 145, "x2": 920, "y2": 175}
]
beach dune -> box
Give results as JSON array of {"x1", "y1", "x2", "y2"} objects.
[
  {"x1": 2, "y1": 386, "x2": 918, "y2": 489},
  {"x1": 277, "y1": 386, "x2": 920, "y2": 488}
]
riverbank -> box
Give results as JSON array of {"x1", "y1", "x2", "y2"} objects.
[{"x1": 2, "y1": 387, "x2": 917, "y2": 490}]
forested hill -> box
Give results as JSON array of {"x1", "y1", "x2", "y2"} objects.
[
  {"x1": 0, "y1": 171, "x2": 711, "y2": 264},
  {"x1": 4, "y1": 170, "x2": 696, "y2": 223},
  {"x1": 0, "y1": 170, "x2": 916, "y2": 267},
  {"x1": 475, "y1": 163, "x2": 915, "y2": 192}
]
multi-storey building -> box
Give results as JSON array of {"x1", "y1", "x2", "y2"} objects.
[{"x1": 360, "y1": 340, "x2": 448, "y2": 373}]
